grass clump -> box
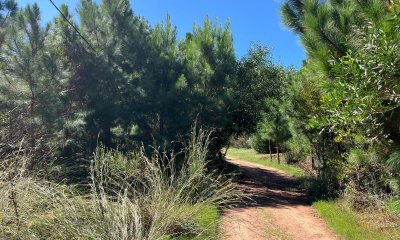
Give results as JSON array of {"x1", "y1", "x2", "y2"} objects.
[
  {"x1": 387, "y1": 198, "x2": 400, "y2": 215},
  {"x1": 0, "y1": 128, "x2": 241, "y2": 239}
]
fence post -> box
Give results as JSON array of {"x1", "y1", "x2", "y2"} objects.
[
  {"x1": 276, "y1": 145, "x2": 280, "y2": 164},
  {"x1": 269, "y1": 140, "x2": 272, "y2": 161}
]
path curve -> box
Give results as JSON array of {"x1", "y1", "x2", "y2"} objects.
[{"x1": 221, "y1": 157, "x2": 338, "y2": 240}]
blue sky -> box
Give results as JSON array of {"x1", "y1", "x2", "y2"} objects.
[{"x1": 19, "y1": 0, "x2": 305, "y2": 68}]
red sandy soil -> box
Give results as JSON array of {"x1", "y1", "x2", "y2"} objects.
[{"x1": 221, "y1": 158, "x2": 338, "y2": 240}]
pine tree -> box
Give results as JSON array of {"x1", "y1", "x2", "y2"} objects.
[
  {"x1": 76, "y1": 0, "x2": 152, "y2": 149},
  {"x1": 0, "y1": 3, "x2": 68, "y2": 155},
  {"x1": 180, "y1": 16, "x2": 237, "y2": 160},
  {"x1": 281, "y1": 0, "x2": 388, "y2": 71},
  {"x1": 0, "y1": 0, "x2": 17, "y2": 46},
  {"x1": 134, "y1": 15, "x2": 188, "y2": 148}
]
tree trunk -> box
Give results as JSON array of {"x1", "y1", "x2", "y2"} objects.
[
  {"x1": 101, "y1": 121, "x2": 112, "y2": 147},
  {"x1": 322, "y1": 139, "x2": 326, "y2": 165},
  {"x1": 311, "y1": 149, "x2": 315, "y2": 170},
  {"x1": 223, "y1": 142, "x2": 230, "y2": 157},
  {"x1": 28, "y1": 97, "x2": 35, "y2": 147}
]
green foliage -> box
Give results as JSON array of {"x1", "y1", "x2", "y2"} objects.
[
  {"x1": 231, "y1": 43, "x2": 283, "y2": 134},
  {"x1": 305, "y1": 158, "x2": 347, "y2": 199},
  {"x1": 280, "y1": 0, "x2": 400, "y2": 205},
  {"x1": 285, "y1": 134, "x2": 310, "y2": 164},
  {"x1": 229, "y1": 136, "x2": 252, "y2": 149},
  {"x1": 250, "y1": 132, "x2": 270, "y2": 154},
  {"x1": 0, "y1": 0, "x2": 16, "y2": 19},
  {"x1": 282, "y1": 0, "x2": 389, "y2": 71},
  {"x1": 320, "y1": 24, "x2": 400, "y2": 144},
  {"x1": 0, "y1": 0, "x2": 264, "y2": 169},
  {"x1": 387, "y1": 150, "x2": 400, "y2": 175},
  {"x1": 178, "y1": 16, "x2": 238, "y2": 160},
  {"x1": 233, "y1": 43, "x2": 292, "y2": 155},
  {"x1": 344, "y1": 149, "x2": 392, "y2": 209},
  {"x1": 0, "y1": 0, "x2": 17, "y2": 46},
  {"x1": 0, "y1": 3, "x2": 68, "y2": 163}
]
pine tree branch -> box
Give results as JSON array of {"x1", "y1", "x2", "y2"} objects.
[{"x1": 48, "y1": 0, "x2": 97, "y2": 54}]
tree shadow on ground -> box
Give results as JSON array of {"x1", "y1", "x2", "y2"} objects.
[{"x1": 226, "y1": 158, "x2": 313, "y2": 210}]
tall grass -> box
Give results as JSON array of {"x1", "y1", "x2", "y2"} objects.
[{"x1": 0, "y1": 127, "x2": 241, "y2": 239}]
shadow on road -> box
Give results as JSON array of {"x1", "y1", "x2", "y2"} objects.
[{"x1": 227, "y1": 158, "x2": 311, "y2": 209}]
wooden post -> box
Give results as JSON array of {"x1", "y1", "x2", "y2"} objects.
[
  {"x1": 269, "y1": 139, "x2": 272, "y2": 161},
  {"x1": 277, "y1": 145, "x2": 280, "y2": 164},
  {"x1": 223, "y1": 142, "x2": 230, "y2": 157}
]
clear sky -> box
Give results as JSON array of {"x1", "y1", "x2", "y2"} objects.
[{"x1": 18, "y1": 0, "x2": 305, "y2": 68}]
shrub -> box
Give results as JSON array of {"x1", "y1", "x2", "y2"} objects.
[
  {"x1": 305, "y1": 148, "x2": 394, "y2": 210},
  {"x1": 284, "y1": 133, "x2": 311, "y2": 164},
  {"x1": 342, "y1": 149, "x2": 391, "y2": 210},
  {"x1": 303, "y1": 157, "x2": 347, "y2": 200},
  {"x1": 250, "y1": 133, "x2": 270, "y2": 153}
]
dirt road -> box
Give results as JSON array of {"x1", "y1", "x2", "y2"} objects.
[{"x1": 221, "y1": 158, "x2": 338, "y2": 240}]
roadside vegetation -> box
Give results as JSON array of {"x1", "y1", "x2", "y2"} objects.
[
  {"x1": 0, "y1": 128, "x2": 241, "y2": 239},
  {"x1": 227, "y1": 1, "x2": 400, "y2": 238}
]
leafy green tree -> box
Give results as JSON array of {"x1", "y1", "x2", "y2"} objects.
[
  {"x1": 232, "y1": 43, "x2": 291, "y2": 155},
  {"x1": 48, "y1": 4, "x2": 97, "y2": 155},
  {"x1": 281, "y1": 0, "x2": 397, "y2": 147},
  {"x1": 280, "y1": 0, "x2": 400, "y2": 197},
  {"x1": 320, "y1": 12, "x2": 400, "y2": 145},
  {"x1": 231, "y1": 43, "x2": 282, "y2": 134}
]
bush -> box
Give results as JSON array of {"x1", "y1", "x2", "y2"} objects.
[
  {"x1": 304, "y1": 158, "x2": 347, "y2": 200},
  {"x1": 305, "y1": 148, "x2": 394, "y2": 210},
  {"x1": 342, "y1": 149, "x2": 391, "y2": 210},
  {"x1": 284, "y1": 133, "x2": 311, "y2": 164},
  {"x1": 285, "y1": 150, "x2": 303, "y2": 165},
  {"x1": 250, "y1": 133, "x2": 270, "y2": 153},
  {"x1": 0, "y1": 128, "x2": 242, "y2": 239}
]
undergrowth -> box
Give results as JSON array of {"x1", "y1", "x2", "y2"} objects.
[{"x1": 0, "y1": 128, "x2": 242, "y2": 239}]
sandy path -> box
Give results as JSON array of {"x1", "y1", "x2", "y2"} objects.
[{"x1": 221, "y1": 158, "x2": 338, "y2": 240}]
